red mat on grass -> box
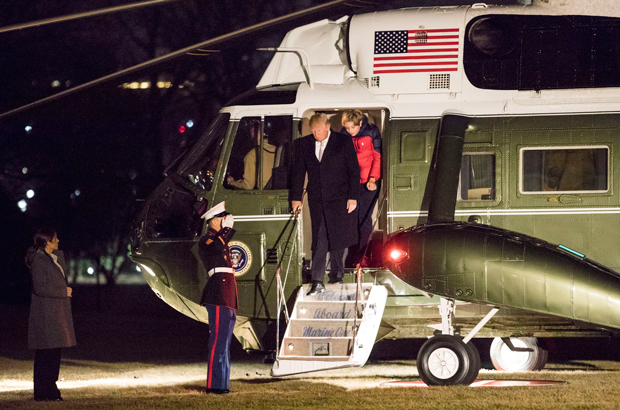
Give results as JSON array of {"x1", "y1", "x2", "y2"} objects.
[{"x1": 382, "y1": 380, "x2": 567, "y2": 387}]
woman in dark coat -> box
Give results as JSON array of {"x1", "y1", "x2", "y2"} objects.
[{"x1": 25, "y1": 227, "x2": 76, "y2": 402}]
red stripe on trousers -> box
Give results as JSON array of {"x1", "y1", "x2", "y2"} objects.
[{"x1": 207, "y1": 305, "x2": 220, "y2": 389}]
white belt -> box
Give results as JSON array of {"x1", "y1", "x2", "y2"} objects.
[{"x1": 207, "y1": 267, "x2": 234, "y2": 277}]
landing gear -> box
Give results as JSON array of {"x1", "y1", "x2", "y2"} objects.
[
  {"x1": 416, "y1": 298, "x2": 493, "y2": 386},
  {"x1": 417, "y1": 335, "x2": 480, "y2": 386},
  {"x1": 490, "y1": 337, "x2": 548, "y2": 372}
]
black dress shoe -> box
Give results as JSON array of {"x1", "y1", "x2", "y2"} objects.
[
  {"x1": 206, "y1": 389, "x2": 229, "y2": 394},
  {"x1": 306, "y1": 281, "x2": 325, "y2": 296},
  {"x1": 328, "y1": 278, "x2": 343, "y2": 284}
]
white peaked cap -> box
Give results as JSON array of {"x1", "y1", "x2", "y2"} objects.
[{"x1": 201, "y1": 201, "x2": 229, "y2": 220}]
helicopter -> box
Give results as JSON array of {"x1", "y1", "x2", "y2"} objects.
[{"x1": 6, "y1": 0, "x2": 620, "y2": 386}]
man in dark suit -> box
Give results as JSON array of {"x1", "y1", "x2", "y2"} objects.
[
  {"x1": 198, "y1": 201, "x2": 238, "y2": 394},
  {"x1": 291, "y1": 113, "x2": 360, "y2": 295}
]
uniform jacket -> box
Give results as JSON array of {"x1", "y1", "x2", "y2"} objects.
[
  {"x1": 199, "y1": 227, "x2": 238, "y2": 310},
  {"x1": 341, "y1": 116, "x2": 382, "y2": 183},
  {"x1": 291, "y1": 131, "x2": 360, "y2": 251},
  {"x1": 26, "y1": 249, "x2": 76, "y2": 350}
]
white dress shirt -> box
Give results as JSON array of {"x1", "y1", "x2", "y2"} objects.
[{"x1": 315, "y1": 131, "x2": 331, "y2": 161}]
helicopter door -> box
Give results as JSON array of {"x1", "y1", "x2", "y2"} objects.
[
  {"x1": 387, "y1": 118, "x2": 439, "y2": 232},
  {"x1": 133, "y1": 113, "x2": 230, "y2": 306},
  {"x1": 218, "y1": 115, "x2": 298, "y2": 322}
]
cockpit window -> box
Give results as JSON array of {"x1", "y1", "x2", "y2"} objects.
[
  {"x1": 224, "y1": 115, "x2": 293, "y2": 190},
  {"x1": 177, "y1": 113, "x2": 230, "y2": 191}
]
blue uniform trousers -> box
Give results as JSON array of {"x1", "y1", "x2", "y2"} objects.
[{"x1": 205, "y1": 305, "x2": 236, "y2": 390}]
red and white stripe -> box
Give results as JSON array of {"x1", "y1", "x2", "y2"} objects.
[{"x1": 373, "y1": 28, "x2": 460, "y2": 75}]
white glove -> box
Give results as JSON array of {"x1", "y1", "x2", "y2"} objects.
[{"x1": 222, "y1": 214, "x2": 234, "y2": 229}]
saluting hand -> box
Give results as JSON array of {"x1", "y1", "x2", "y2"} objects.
[
  {"x1": 347, "y1": 199, "x2": 357, "y2": 213},
  {"x1": 222, "y1": 215, "x2": 234, "y2": 229}
]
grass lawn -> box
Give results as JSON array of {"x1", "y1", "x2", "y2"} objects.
[
  {"x1": 3, "y1": 285, "x2": 620, "y2": 409},
  {"x1": 3, "y1": 358, "x2": 620, "y2": 409}
]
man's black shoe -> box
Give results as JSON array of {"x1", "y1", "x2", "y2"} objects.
[
  {"x1": 206, "y1": 389, "x2": 229, "y2": 394},
  {"x1": 35, "y1": 397, "x2": 63, "y2": 402},
  {"x1": 328, "y1": 278, "x2": 343, "y2": 284},
  {"x1": 306, "y1": 281, "x2": 325, "y2": 296}
]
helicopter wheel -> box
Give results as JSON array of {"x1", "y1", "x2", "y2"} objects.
[
  {"x1": 490, "y1": 337, "x2": 548, "y2": 372},
  {"x1": 417, "y1": 335, "x2": 480, "y2": 386}
]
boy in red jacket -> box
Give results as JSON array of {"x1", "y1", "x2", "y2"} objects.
[{"x1": 341, "y1": 110, "x2": 382, "y2": 267}]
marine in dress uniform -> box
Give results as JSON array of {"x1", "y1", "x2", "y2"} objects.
[{"x1": 198, "y1": 201, "x2": 238, "y2": 395}]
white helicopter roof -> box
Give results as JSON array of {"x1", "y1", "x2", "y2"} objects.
[{"x1": 247, "y1": 0, "x2": 620, "y2": 119}]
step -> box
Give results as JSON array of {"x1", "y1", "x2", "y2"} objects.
[
  {"x1": 279, "y1": 336, "x2": 354, "y2": 357},
  {"x1": 276, "y1": 355, "x2": 350, "y2": 362},
  {"x1": 294, "y1": 301, "x2": 364, "y2": 320},
  {"x1": 286, "y1": 319, "x2": 358, "y2": 338},
  {"x1": 271, "y1": 284, "x2": 388, "y2": 377},
  {"x1": 299, "y1": 283, "x2": 373, "y2": 302}
]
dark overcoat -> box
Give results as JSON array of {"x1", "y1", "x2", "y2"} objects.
[
  {"x1": 199, "y1": 227, "x2": 238, "y2": 310},
  {"x1": 26, "y1": 249, "x2": 76, "y2": 350},
  {"x1": 291, "y1": 131, "x2": 360, "y2": 251}
]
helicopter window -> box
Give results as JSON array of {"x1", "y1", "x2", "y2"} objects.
[
  {"x1": 177, "y1": 113, "x2": 230, "y2": 192},
  {"x1": 464, "y1": 15, "x2": 620, "y2": 90},
  {"x1": 458, "y1": 153, "x2": 495, "y2": 201},
  {"x1": 225, "y1": 115, "x2": 293, "y2": 190},
  {"x1": 520, "y1": 146, "x2": 609, "y2": 194}
]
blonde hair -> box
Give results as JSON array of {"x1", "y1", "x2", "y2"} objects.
[
  {"x1": 308, "y1": 113, "x2": 329, "y2": 128},
  {"x1": 341, "y1": 109, "x2": 364, "y2": 126}
]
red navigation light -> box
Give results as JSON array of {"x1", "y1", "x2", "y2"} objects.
[
  {"x1": 179, "y1": 125, "x2": 186, "y2": 133},
  {"x1": 389, "y1": 249, "x2": 408, "y2": 263}
]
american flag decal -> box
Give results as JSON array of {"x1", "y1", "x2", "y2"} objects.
[{"x1": 373, "y1": 28, "x2": 460, "y2": 74}]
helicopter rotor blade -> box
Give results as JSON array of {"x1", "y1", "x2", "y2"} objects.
[
  {"x1": 0, "y1": 0, "x2": 183, "y2": 34},
  {"x1": 0, "y1": 0, "x2": 378, "y2": 120}
]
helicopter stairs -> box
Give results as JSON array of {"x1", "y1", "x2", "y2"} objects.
[{"x1": 271, "y1": 282, "x2": 387, "y2": 376}]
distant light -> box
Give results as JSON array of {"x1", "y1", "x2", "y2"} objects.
[
  {"x1": 51, "y1": 80, "x2": 60, "y2": 88},
  {"x1": 74, "y1": 189, "x2": 81, "y2": 196},
  {"x1": 22, "y1": 167, "x2": 28, "y2": 174},
  {"x1": 140, "y1": 82, "x2": 150, "y2": 89},
  {"x1": 26, "y1": 190, "x2": 35, "y2": 198},
  {"x1": 186, "y1": 120, "x2": 194, "y2": 128},
  {"x1": 25, "y1": 125, "x2": 32, "y2": 132},
  {"x1": 87, "y1": 267, "x2": 94, "y2": 275},
  {"x1": 156, "y1": 81, "x2": 172, "y2": 88},
  {"x1": 179, "y1": 125, "x2": 186, "y2": 133},
  {"x1": 17, "y1": 200, "x2": 27, "y2": 210}
]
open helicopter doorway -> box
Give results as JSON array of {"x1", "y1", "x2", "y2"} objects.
[{"x1": 298, "y1": 108, "x2": 388, "y2": 281}]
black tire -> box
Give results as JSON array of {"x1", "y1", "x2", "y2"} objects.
[
  {"x1": 417, "y1": 335, "x2": 481, "y2": 386},
  {"x1": 463, "y1": 340, "x2": 481, "y2": 385},
  {"x1": 490, "y1": 337, "x2": 548, "y2": 372}
]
